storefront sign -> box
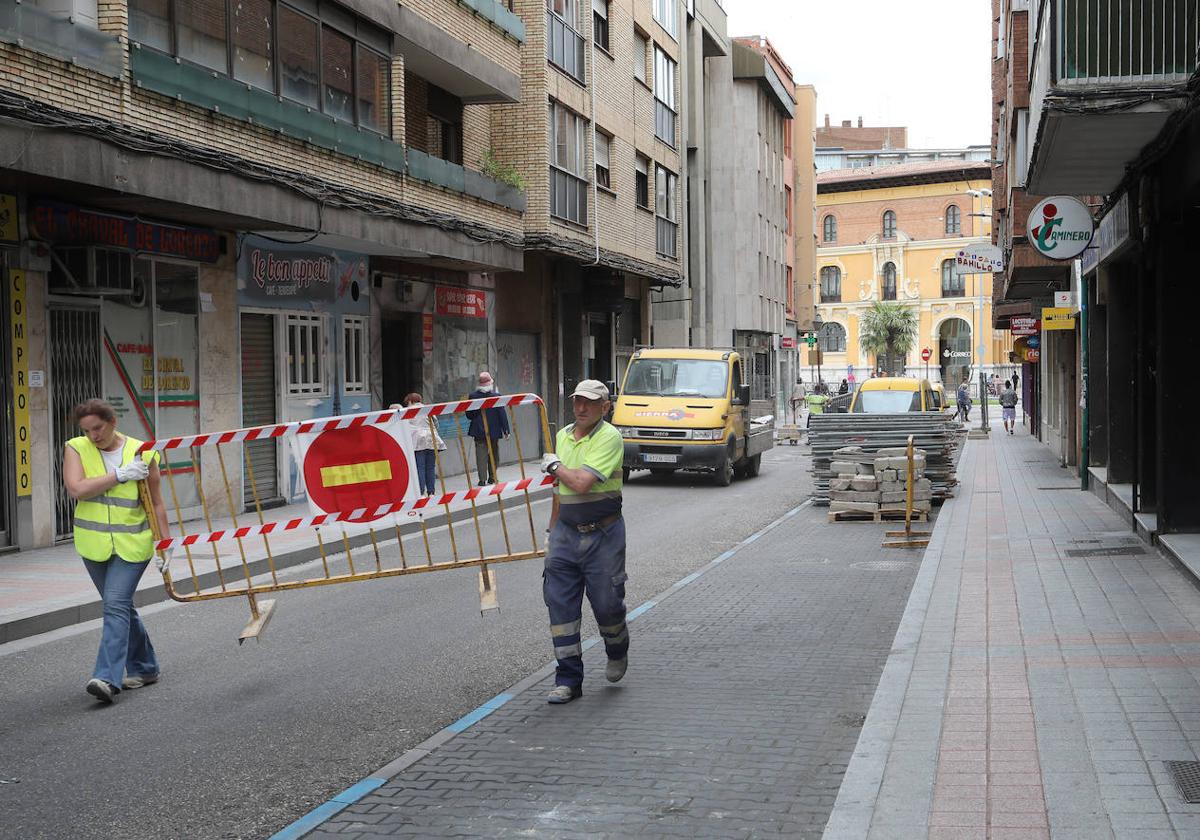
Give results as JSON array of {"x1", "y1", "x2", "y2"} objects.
[
  {"x1": 1027, "y1": 196, "x2": 1094, "y2": 260},
  {"x1": 29, "y1": 200, "x2": 220, "y2": 262},
  {"x1": 953, "y1": 243, "x2": 1004, "y2": 274},
  {"x1": 422, "y1": 313, "x2": 434, "y2": 358},
  {"x1": 1080, "y1": 193, "x2": 1130, "y2": 274},
  {"x1": 1026, "y1": 348, "x2": 1041, "y2": 362},
  {"x1": 435, "y1": 286, "x2": 486, "y2": 319},
  {"x1": 0, "y1": 194, "x2": 18, "y2": 243},
  {"x1": 9, "y1": 270, "x2": 31, "y2": 496},
  {"x1": 1041, "y1": 307, "x2": 1076, "y2": 330},
  {"x1": 943, "y1": 348, "x2": 971, "y2": 359},
  {"x1": 1010, "y1": 317, "x2": 1040, "y2": 337},
  {"x1": 780, "y1": 336, "x2": 796, "y2": 349}
]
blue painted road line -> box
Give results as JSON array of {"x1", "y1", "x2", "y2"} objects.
[
  {"x1": 626, "y1": 600, "x2": 657, "y2": 620},
  {"x1": 447, "y1": 692, "x2": 514, "y2": 732},
  {"x1": 673, "y1": 572, "x2": 702, "y2": 588},
  {"x1": 269, "y1": 778, "x2": 386, "y2": 840},
  {"x1": 332, "y1": 777, "x2": 387, "y2": 804}
]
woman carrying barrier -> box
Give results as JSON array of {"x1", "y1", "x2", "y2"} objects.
[{"x1": 61, "y1": 398, "x2": 170, "y2": 704}]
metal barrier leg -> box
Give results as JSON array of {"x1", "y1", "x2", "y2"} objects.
[{"x1": 455, "y1": 419, "x2": 497, "y2": 613}]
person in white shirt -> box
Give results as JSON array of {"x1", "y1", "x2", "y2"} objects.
[{"x1": 396, "y1": 394, "x2": 445, "y2": 496}]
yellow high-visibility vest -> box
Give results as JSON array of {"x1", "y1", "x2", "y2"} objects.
[{"x1": 67, "y1": 435, "x2": 159, "y2": 563}]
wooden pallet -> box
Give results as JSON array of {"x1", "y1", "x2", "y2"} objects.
[{"x1": 828, "y1": 508, "x2": 930, "y2": 523}]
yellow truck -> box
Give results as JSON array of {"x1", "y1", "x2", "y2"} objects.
[{"x1": 612, "y1": 348, "x2": 774, "y2": 486}]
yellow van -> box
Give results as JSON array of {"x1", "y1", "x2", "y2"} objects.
[
  {"x1": 849, "y1": 377, "x2": 937, "y2": 413},
  {"x1": 612, "y1": 348, "x2": 773, "y2": 486}
]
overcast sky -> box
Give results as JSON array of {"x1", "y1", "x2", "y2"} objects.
[{"x1": 725, "y1": 0, "x2": 992, "y2": 149}]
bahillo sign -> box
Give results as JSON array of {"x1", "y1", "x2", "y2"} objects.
[{"x1": 1027, "y1": 196, "x2": 1095, "y2": 260}]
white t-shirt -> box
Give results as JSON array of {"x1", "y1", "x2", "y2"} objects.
[{"x1": 99, "y1": 443, "x2": 125, "y2": 475}]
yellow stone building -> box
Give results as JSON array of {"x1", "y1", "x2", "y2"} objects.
[{"x1": 813, "y1": 160, "x2": 1014, "y2": 390}]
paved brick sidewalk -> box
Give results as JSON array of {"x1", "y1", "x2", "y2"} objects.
[
  {"x1": 288, "y1": 495, "x2": 924, "y2": 838},
  {"x1": 825, "y1": 425, "x2": 1200, "y2": 839}
]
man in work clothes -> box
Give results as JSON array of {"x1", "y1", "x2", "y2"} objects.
[{"x1": 540, "y1": 380, "x2": 628, "y2": 704}]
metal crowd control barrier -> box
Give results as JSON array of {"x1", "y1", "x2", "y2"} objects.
[{"x1": 135, "y1": 394, "x2": 554, "y2": 641}]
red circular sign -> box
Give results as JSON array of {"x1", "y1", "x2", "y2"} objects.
[
  {"x1": 921, "y1": 348, "x2": 932, "y2": 362},
  {"x1": 303, "y1": 426, "x2": 412, "y2": 522}
]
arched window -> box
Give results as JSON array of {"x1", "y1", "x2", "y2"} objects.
[
  {"x1": 820, "y1": 266, "x2": 841, "y2": 302},
  {"x1": 941, "y1": 259, "x2": 965, "y2": 297},
  {"x1": 819, "y1": 322, "x2": 847, "y2": 353},
  {"x1": 882, "y1": 210, "x2": 896, "y2": 239},
  {"x1": 822, "y1": 214, "x2": 837, "y2": 243},
  {"x1": 945, "y1": 204, "x2": 961, "y2": 234},
  {"x1": 882, "y1": 262, "x2": 897, "y2": 300}
]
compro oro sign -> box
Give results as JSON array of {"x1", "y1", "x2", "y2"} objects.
[{"x1": 1028, "y1": 196, "x2": 1094, "y2": 260}]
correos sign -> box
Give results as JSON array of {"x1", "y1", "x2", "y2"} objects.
[{"x1": 1027, "y1": 196, "x2": 1094, "y2": 260}]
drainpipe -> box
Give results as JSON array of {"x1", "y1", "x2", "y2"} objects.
[
  {"x1": 587, "y1": 13, "x2": 600, "y2": 268},
  {"x1": 1079, "y1": 266, "x2": 1089, "y2": 491}
]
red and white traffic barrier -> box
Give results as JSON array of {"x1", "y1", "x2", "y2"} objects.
[
  {"x1": 136, "y1": 393, "x2": 545, "y2": 453},
  {"x1": 155, "y1": 474, "x2": 554, "y2": 551}
]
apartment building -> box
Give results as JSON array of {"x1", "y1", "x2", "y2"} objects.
[
  {"x1": 815, "y1": 161, "x2": 1010, "y2": 386},
  {"x1": 491, "y1": 0, "x2": 685, "y2": 425},
  {"x1": 991, "y1": 0, "x2": 1200, "y2": 546},
  {"x1": 0, "y1": 0, "x2": 529, "y2": 549}
]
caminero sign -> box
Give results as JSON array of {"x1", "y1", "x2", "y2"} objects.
[{"x1": 1027, "y1": 196, "x2": 1095, "y2": 260}]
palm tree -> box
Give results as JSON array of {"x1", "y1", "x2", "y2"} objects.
[{"x1": 859, "y1": 301, "x2": 919, "y2": 375}]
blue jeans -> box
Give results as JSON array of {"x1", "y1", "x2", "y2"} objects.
[
  {"x1": 543, "y1": 517, "x2": 628, "y2": 687},
  {"x1": 414, "y1": 448, "x2": 437, "y2": 495},
  {"x1": 83, "y1": 557, "x2": 158, "y2": 689}
]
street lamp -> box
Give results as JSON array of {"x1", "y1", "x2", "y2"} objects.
[
  {"x1": 812, "y1": 311, "x2": 824, "y2": 390},
  {"x1": 965, "y1": 188, "x2": 992, "y2": 430}
]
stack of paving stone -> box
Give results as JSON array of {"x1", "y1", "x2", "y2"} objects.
[
  {"x1": 807, "y1": 412, "x2": 962, "y2": 505},
  {"x1": 873, "y1": 447, "x2": 933, "y2": 514},
  {"x1": 828, "y1": 447, "x2": 881, "y2": 514}
]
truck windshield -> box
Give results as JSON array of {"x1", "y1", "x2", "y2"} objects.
[
  {"x1": 852, "y1": 390, "x2": 923, "y2": 413},
  {"x1": 623, "y1": 359, "x2": 729, "y2": 398}
]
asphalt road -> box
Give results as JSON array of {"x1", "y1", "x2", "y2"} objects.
[{"x1": 0, "y1": 444, "x2": 814, "y2": 840}]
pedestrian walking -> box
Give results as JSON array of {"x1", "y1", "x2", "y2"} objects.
[
  {"x1": 61, "y1": 399, "x2": 169, "y2": 704},
  {"x1": 539, "y1": 380, "x2": 628, "y2": 704},
  {"x1": 956, "y1": 379, "x2": 972, "y2": 423},
  {"x1": 466, "y1": 371, "x2": 509, "y2": 485},
  {"x1": 398, "y1": 394, "x2": 445, "y2": 496},
  {"x1": 999, "y1": 380, "x2": 1019, "y2": 435},
  {"x1": 789, "y1": 380, "x2": 806, "y2": 424},
  {"x1": 1012, "y1": 371, "x2": 1020, "y2": 392}
]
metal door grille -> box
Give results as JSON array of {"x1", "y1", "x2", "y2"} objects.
[
  {"x1": 50, "y1": 307, "x2": 102, "y2": 540},
  {"x1": 240, "y1": 313, "x2": 282, "y2": 510}
]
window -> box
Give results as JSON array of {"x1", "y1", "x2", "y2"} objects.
[
  {"x1": 633, "y1": 31, "x2": 649, "y2": 83},
  {"x1": 820, "y1": 266, "x2": 841, "y2": 303},
  {"x1": 941, "y1": 259, "x2": 965, "y2": 297},
  {"x1": 547, "y1": 0, "x2": 586, "y2": 83},
  {"x1": 137, "y1": 0, "x2": 389, "y2": 133},
  {"x1": 653, "y1": 46, "x2": 677, "y2": 147},
  {"x1": 592, "y1": 0, "x2": 609, "y2": 51},
  {"x1": 549, "y1": 101, "x2": 588, "y2": 225},
  {"x1": 819, "y1": 322, "x2": 847, "y2": 353},
  {"x1": 655, "y1": 164, "x2": 678, "y2": 257},
  {"x1": 945, "y1": 204, "x2": 961, "y2": 235},
  {"x1": 595, "y1": 130, "x2": 611, "y2": 190},
  {"x1": 424, "y1": 81, "x2": 464, "y2": 164},
  {"x1": 342, "y1": 316, "x2": 368, "y2": 394},
  {"x1": 822, "y1": 214, "x2": 837, "y2": 243},
  {"x1": 784, "y1": 186, "x2": 793, "y2": 234},
  {"x1": 882, "y1": 210, "x2": 896, "y2": 239},
  {"x1": 177, "y1": 0, "x2": 228, "y2": 72},
  {"x1": 652, "y1": 0, "x2": 677, "y2": 38},
  {"x1": 286, "y1": 314, "x2": 325, "y2": 395},
  {"x1": 635, "y1": 154, "x2": 650, "y2": 209},
  {"x1": 882, "y1": 262, "x2": 897, "y2": 300},
  {"x1": 233, "y1": 0, "x2": 273, "y2": 91}
]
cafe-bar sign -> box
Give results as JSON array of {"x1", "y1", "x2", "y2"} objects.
[{"x1": 29, "y1": 200, "x2": 221, "y2": 262}]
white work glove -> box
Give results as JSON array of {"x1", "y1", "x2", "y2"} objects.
[
  {"x1": 155, "y1": 547, "x2": 172, "y2": 574},
  {"x1": 114, "y1": 459, "x2": 149, "y2": 483},
  {"x1": 541, "y1": 453, "x2": 562, "y2": 475}
]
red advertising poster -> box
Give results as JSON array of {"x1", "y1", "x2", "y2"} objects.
[
  {"x1": 780, "y1": 337, "x2": 796, "y2": 349},
  {"x1": 1010, "y1": 317, "x2": 1040, "y2": 337},
  {"x1": 422, "y1": 313, "x2": 434, "y2": 354},
  {"x1": 435, "y1": 286, "x2": 487, "y2": 319}
]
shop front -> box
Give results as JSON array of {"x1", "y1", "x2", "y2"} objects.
[{"x1": 2, "y1": 192, "x2": 20, "y2": 549}]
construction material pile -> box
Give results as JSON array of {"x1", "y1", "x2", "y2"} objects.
[
  {"x1": 828, "y1": 447, "x2": 932, "y2": 515},
  {"x1": 808, "y1": 413, "x2": 963, "y2": 505}
]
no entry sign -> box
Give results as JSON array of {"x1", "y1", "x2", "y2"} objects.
[
  {"x1": 921, "y1": 347, "x2": 932, "y2": 362},
  {"x1": 299, "y1": 424, "x2": 417, "y2": 522}
]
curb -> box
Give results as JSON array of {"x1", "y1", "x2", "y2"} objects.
[
  {"x1": 0, "y1": 488, "x2": 553, "y2": 646},
  {"x1": 268, "y1": 497, "x2": 814, "y2": 840}
]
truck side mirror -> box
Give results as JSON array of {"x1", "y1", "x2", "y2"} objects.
[
  {"x1": 732, "y1": 384, "x2": 750, "y2": 406},
  {"x1": 606, "y1": 380, "x2": 617, "y2": 398}
]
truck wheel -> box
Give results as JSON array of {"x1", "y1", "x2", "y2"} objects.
[
  {"x1": 746, "y1": 454, "x2": 762, "y2": 478},
  {"x1": 713, "y1": 453, "x2": 734, "y2": 487}
]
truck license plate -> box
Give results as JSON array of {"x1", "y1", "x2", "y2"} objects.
[{"x1": 643, "y1": 454, "x2": 678, "y2": 464}]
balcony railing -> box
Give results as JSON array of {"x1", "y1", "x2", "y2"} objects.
[
  {"x1": 1057, "y1": 0, "x2": 1199, "y2": 84},
  {"x1": 656, "y1": 217, "x2": 677, "y2": 258},
  {"x1": 654, "y1": 101, "x2": 677, "y2": 148},
  {"x1": 0, "y1": 0, "x2": 123, "y2": 78},
  {"x1": 550, "y1": 166, "x2": 588, "y2": 226},
  {"x1": 546, "y1": 11, "x2": 585, "y2": 85}
]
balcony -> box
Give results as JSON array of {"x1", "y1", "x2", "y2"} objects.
[
  {"x1": 546, "y1": 11, "x2": 585, "y2": 85},
  {"x1": 0, "y1": 0, "x2": 122, "y2": 78},
  {"x1": 1026, "y1": 0, "x2": 1197, "y2": 194}
]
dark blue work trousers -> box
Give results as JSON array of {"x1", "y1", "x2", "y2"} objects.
[{"x1": 543, "y1": 517, "x2": 628, "y2": 687}]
